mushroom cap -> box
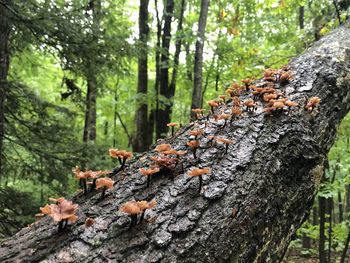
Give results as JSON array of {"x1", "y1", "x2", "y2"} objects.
[
  {"x1": 232, "y1": 106, "x2": 242, "y2": 115},
  {"x1": 109, "y1": 149, "x2": 133, "y2": 159},
  {"x1": 244, "y1": 99, "x2": 255, "y2": 107},
  {"x1": 140, "y1": 167, "x2": 160, "y2": 176},
  {"x1": 207, "y1": 100, "x2": 219, "y2": 107},
  {"x1": 285, "y1": 100, "x2": 298, "y2": 107},
  {"x1": 41, "y1": 198, "x2": 79, "y2": 223},
  {"x1": 150, "y1": 156, "x2": 178, "y2": 168},
  {"x1": 215, "y1": 137, "x2": 235, "y2": 144},
  {"x1": 119, "y1": 201, "x2": 141, "y2": 215},
  {"x1": 96, "y1": 177, "x2": 114, "y2": 189},
  {"x1": 188, "y1": 167, "x2": 211, "y2": 177},
  {"x1": 155, "y1": 144, "x2": 172, "y2": 152},
  {"x1": 167, "y1": 122, "x2": 178, "y2": 127},
  {"x1": 90, "y1": 170, "x2": 111, "y2": 179},
  {"x1": 272, "y1": 101, "x2": 285, "y2": 109},
  {"x1": 191, "y1": 108, "x2": 204, "y2": 113},
  {"x1": 187, "y1": 140, "x2": 199, "y2": 148},
  {"x1": 216, "y1": 114, "x2": 231, "y2": 120},
  {"x1": 188, "y1": 129, "x2": 204, "y2": 137},
  {"x1": 307, "y1": 96, "x2": 321, "y2": 106},
  {"x1": 162, "y1": 149, "x2": 187, "y2": 156},
  {"x1": 241, "y1": 78, "x2": 252, "y2": 84}
]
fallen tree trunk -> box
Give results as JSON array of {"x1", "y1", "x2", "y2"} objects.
[{"x1": 2, "y1": 26, "x2": 350, "y2": 263}]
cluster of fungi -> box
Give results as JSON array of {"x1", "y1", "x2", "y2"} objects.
[{"x1": 35, "y1": 65, "x2": 320, "y2": 233}]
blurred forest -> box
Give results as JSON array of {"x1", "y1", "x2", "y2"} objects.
[{"x1": 0, "y1": 0, "x2": 350, "y2": 262}]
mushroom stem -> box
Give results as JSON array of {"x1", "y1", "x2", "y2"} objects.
[
  {"x1": 146, "y1": 175, "x2": 150, "y2": 188},
  {"x1": 90, "y1": 178, "x2": 97, "y2": 192},
  {"x1": 225, "y1": 144, "x2": 229, "y2": 154},
  {"x1": 58, "y1": 220, "x2": 64, "y2": 232},
  {"x1": 171, "y1": 126, "x2": 174, "y2": 137},
  {"x1": 210, "y1": 106, "x2": 214, "y2": 114},
  {"x1": 101, "y1": 187, "x2": 106, "y2": 199},
  {"x1": 118, "y1": 157, "x2": 122, "y2": 165},
  {"x1": 223, "y1": 119, "x2": 227, "y2": 128},
  {"x1": 193, "y1": 148, "x2": 197, "y2": 159},
  {"x1": 139, "y1": 211, "x2": 145, "y2": 224},
  {"x1": 130, "y1": 214, "x2": 138, "y2": 228},
  {"x1": 82, "y1": 178, "x2": 87, "y2": 196},
  {"x1": 198, "y1": 175, "x2": 203, "y2": 193}
]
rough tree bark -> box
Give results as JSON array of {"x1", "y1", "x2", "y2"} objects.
[
  {"x1": 1, "y1": 26, "x2": 350, "y2": 263},
  {"x1": 133, "y1": 0, "x2": 150, "y2": 152},
  {"x1": 191, "y1": 0, "x2": 210, "y2": 120},
  {"x1": 0, "y1": 0, "x2": 10, "y2": 184}
]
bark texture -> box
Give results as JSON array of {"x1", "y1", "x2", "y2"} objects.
[
  {"x1": 2, "y1": 26, "x2": 350, "y2": 263},
  {"x1": 0, "y1": 0, "x2": 10, "y2": 183}
]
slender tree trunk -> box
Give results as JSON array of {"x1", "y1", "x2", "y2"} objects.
[
  {"x1": 299, "y1": 6, "x2": 305, "y2": 29},
  {"x1": 83, "y1": 1, "x2": 100, "y2": 143},
  {"x1": 149, "y1": 0, "x2": 162, "y2": 144},
  {"x1": 166, "y1": 0, "x2": 186, "y2": 123},
  {"x1": 346, "y1": 185, "x2": 350, "y2": 214},
  {"x1": 327, "y1": 197, "x2": 333, "y2": 263},
  {"x1": 133, "y1": 0, "x2": 150, "y2": 152},
  {"x1": 184, "y1": 41, "x2": 192, "y2": 81},
  {"x1": 191, "y1": 0, "x2": 210, "y2": 120},
  {"x1": 319, "y1": 195, "x2": 327, "y2": 263},
  {"x1": 340, "y1": 228, "x2": 350, "y2": 263},
  {"x1": 0, "y1": 2, "x2": 10, "y2": 184},
  {"x1": 83, "y1": 76, "x2": 97, "y2": 142},
  {"x1": 338, "y1": 191, "x2": 344, "y2": 222},
  {"x1": 156, "y1": 0, "x2": 175, "y2": 139}
]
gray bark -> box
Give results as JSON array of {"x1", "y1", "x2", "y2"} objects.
[{"x1": 2, "y1": 25, "x2": 350, "y2": 263}]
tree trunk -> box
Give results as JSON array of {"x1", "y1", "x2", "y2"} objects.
[
  {"x1": 83, "y1": 76, "x2": 97, "y2": 142},
  {"x1": 338, "y1": 190, "x2": 344, "y2": 222},
  {"x1": 133, "y1": 0, "x2": 150, "y2": 152},
  {"x1": 0, "y1": 1, "x2": 10, "y2": 184},
  {"x1": 82, "y1": 1, "x2": 101, "y2": 143},
  {"x1": 166, "y1": 0, "x2": 186, "y2": 122},
  {"x1": 2, "y1": 25, "x2": 350, "y2": 263},
  {"x1": 319, "y1": 196, "x2": 327, "y2": 263},
  {"x1": 156, "y1": 0, "x2": 175, "y2": 139},
  {"x1": 299, "y1": 6, "x2": 304, "y2": 30},
  {"x1": 191, "y1": 0, "x2": 210, "y2": 120}
]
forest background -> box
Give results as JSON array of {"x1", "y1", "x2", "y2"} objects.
[{"x1": 0, "y1": 0, "x2": 350, "y2": 262}]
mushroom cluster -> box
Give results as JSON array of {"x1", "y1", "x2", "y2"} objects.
[
  {"x1": 119, "y1": 199, "x2": 157, "y2": 227},
  {"x1": 39, "y1": 197, "x2": 79, "y2": 232}
]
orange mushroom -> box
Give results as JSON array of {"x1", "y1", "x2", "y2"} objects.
[
  {"x1": 167, "y1": 123, "x2": 178, "y2": 136},
  {"x1": 39, "y1": 197, "x2": 79, "y2": 232},
  {"x1": 207, "y1": 100, "x2": 219, "y2": 114},
  {"x1": 191, "y1": 108, "x2": 205, "y2": 120},
  {"x1": 188, "y1": 129, "x2": 204, "y2": 139},
  {"x1": 119, "y1": 199, "x2": 157, "y2": 227},
  {"x1": 109, "y1": 149, "x2": 133, "y2": 174},
  {"x1": 140, "y1": 167, "x2": 160, "y2": 187},
  {"x1": 95, "y1": 177, "x2": 115, "y2": 199},
  {"x1": 187, "y1": 140, "x2": 200, "y2": 159},
  {"x1": 215, "y1": 137, "x2": 236, "y2": 153},
  {"x1": 155, "y1": 144, "x2": 172, "y2": 153},
  {"x1": 305, "y1": 96, "x2": 321, "y2": 112},
  {"x1": 187, "y1": 167, "x2": 211, "y2": 193}
]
